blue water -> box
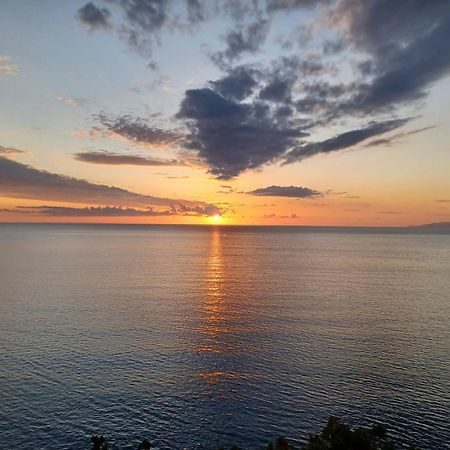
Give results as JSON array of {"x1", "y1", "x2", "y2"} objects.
[{"x1": 0, "y1": 224, "x2": 449, "y2": 449}]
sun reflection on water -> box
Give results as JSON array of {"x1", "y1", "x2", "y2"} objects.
[{"x1": 196, "y1": 228, "x2": 227, "y2": 349}]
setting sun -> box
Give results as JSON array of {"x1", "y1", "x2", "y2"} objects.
[{"x1": 212, "y1": 214, "x2": 221, "y2": 222}]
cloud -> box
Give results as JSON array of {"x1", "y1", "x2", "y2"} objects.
[
  {"x1": 15, "y1": 205, "x2": 175, "y2": 217},
  {"x1": 0, "y1": 145, "x2": 28, "y2": 156},
  {"x1": 267, "y1": 0, "x2": 331, "y2": 11},
  {"x1": 0, "y1": 155, "x2": 219, "y2": 214},
  {"x1": 211, "y1": 18, "x2": 270, "y2": 67},
  {"x1": 280, "y1": 212, "x2": 298, "y2": 218},
  {"x1": 77, "y1": 2, "x2": 111, "y2": 30},
  {"x1": 285, "y1": 118, "x2": 409, "y2": 163},
  {"x1": 177, "y1": 87, "x2": 305, "y2": 179},
  {"x1": 247, "y1": 185, "x2": 321, "y2": 198},
  {"x1": 10, "y1": 204, "x2": 219, "y2": 217},
  {"x1": 54, "y1": 94, "x2": 87, "y2": 107},
  {"x1": 74, "y1": 0, "x2": 450, "y2": 180},
  {"x1": 365, "y1": 126, "x2": 435, "y2": 147},
  {"x1": 186, "y1": 0, "x2": 206, "y2": 23},
  {"x1": 210, "y1": 65, "x2": 260, "y2": 101},
  {"x1": 94, "y1": 114, "x2": 181, "y2": 148},
  {"x1": 0, "y1": 55, "x2": 19, "y2": 76},
  {"x1": 74, "y1": 151, "x2": 186, "y2": 166},
  {"x1": 329, "y1": 1, "x2": 450, "y2": 115},
  {"x1": 111, "y1": 0, "x2": 170, "y2": 57}
]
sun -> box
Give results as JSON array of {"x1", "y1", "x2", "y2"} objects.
[{"x1": 212, "y1": 214, "x2": 221, "y2": 222}]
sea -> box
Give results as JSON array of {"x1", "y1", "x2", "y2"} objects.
[{"x1": 0, "y1": 224, "x2": 449, "y2": 449}]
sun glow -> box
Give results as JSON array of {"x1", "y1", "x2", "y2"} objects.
[{"x1": 212, "y1": 214, "x2": 221, "y2": 222}]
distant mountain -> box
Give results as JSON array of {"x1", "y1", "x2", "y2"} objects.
[{"x1": 409, "y1": 222, "x2": 450, "y2": 232}]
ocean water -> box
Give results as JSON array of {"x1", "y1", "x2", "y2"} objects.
[{"x1": 0, "y1": 224, "x2": 449, "y2": 450}]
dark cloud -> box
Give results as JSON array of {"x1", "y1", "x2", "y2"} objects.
[
  {"x1": 0, "y1": 155, "x2": 219, "y2": 214},
  {"x1": 259, "y1": 77, "x2": 293, "y2": 103},
  {"x1": 12, "y1": 204, "x2": 219, "y2": 217},
  {"x1": 247, "y1": 185, "x2": 321, "y2": 198},
  {"x1": 267, "y1": 0, "x2": 331, "y2": 11},
  {"x1": 285, "y1": 118, "x2": 409, "y2": 163},
  {"x1": 115, "y1": 0, "x2": 169, "y2": 55},
  {"x1": 16, "y1": 205, "x2": 175, "y2": 217},
  {"x1": 323, "y1": 38, "x2": 346, "y2": 55},
  {"x1": 210, "y1": 66, "x2": 260, "y2": 101},
  {"x1": 74, "y1": 151, "x2": 185, "y2": 166},
  {"x1": 186, "y1": 0, "x2": 206, "y2": 23},
  {"x1": 365, "y1": 126, "x2": 435, "y2": 147},
  {"x1": 95, "y1": 114, "x2": 181, "y2": 147},
  {"x1": 75, "y1": 0, "x2": 450, "y2": 179},
  {"x1": 0, "y1": 145, "x2": 28, "y2": 156},
  {"x1": 331, "y1": 1, "x2": 450, "y2": 115},
  {"x1": 177, "y1": 87, "x2": 305, "y2": 179},
  {"x1": 211, "y1": 18, "x2": 270, "y2": 67},
  {"x1": 119, "y1": 0, "x2": 168, "y2": 31},
  {"x1": 77, "y1": 2, "x2": 111, "y2": 30},
  {"x1": 175, "y1": 203, "x2": 222, "y2": 217}
]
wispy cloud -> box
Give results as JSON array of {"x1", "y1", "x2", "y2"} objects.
[
  {"x1": 0, "y1": 55, "x2": 19, "y2": 76},
  {"x1": 86, "y1": 114, "x2": 182, "y2": 149},
  {"x1": 54, "y1": 94, "x2": 87, "y2": 107},
  {"x1": 0, "y1": 154, "x2": 219, "y2": 214},
  {"x1": 247, "y1": 185, "x2": 322, "y2": 198},
  {"x1": 0, "y1": 145, "x2": 29, "y2": 156},
  {"x1": 74, "y1": 151, "x2": 186, "y2": 166},
  {"x1": 284, "y1": 118, "x2": 410, "y2": 163},
  {"x1": 365, "y1": 126, "x2": 435, "y2": 148},
  {"x1": 11, "y1": 205, "x2": 216, "y2": 217}
]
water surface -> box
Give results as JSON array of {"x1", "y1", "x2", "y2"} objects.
[{"x1": 1, "y1": 224, "x2": 449, "y2": 449}]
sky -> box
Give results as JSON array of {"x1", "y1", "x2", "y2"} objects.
[{"x1": 0, "y1": 0, "x2": 449, "y2": 226}]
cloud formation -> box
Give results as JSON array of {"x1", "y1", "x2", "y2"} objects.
[
  {"x1": 77, "y1": 2, "x2": 111, "y2": 30},
  {"x1": 177, "y1": 86, "x2": 305, "y2": 179},
  {"x1": 364, "y1": 126, "x2": 435, "y2": 147},
  {"x1": 285, "y1": 118, "x2": 409, "y2": 163},
  {"x1": 74, "y1": 0, "x2": 450, "y2": 180},
  {"x1": 54, "y1": 94, "x2": 87, "y2": 107},
  {"x1": 94, "y1": 114, "x2": 181, "y2": 148},
  {"x1": 211, "y1": 18, "x2": 270, "y2": 67},
  {"x1": 0, "y1": 145, "x2": 28, "y2": 156},
  {"x1": 248, "y1": 185, "x2": 322, "y2": 198},
  {"x1": 0, "y1": 55, "x2": 19, "y2": 76},
  {"x1": 15, "y1": 205, "x2": 175, "y2": 217},
  {"x1": 74, "y1": 151, "x2": 185, "y2": 166},
  {"x1": 0, "y1": 155, "x2": 219, "y2": 214}
]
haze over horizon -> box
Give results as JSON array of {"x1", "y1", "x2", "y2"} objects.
[{"x1": 1, "y1": 0, "x2": 449, "y2": 226}]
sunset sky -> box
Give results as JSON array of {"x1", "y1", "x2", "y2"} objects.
[{"x1": 1, "y1": 0, "x2": 449, "y2": 226}]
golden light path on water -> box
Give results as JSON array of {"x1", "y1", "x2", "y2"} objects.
[{"x1": 195, "y1": 227, "x2": 254, "y2": 386}]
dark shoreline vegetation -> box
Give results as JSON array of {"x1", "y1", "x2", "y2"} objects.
[{"x1": 89, "y1": 417, "x2": 420, "y2": 450}]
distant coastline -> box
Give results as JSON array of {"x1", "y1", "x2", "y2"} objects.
[
  {"x1": 1, "y1": 221, "x2": 449, "y2": 233},
  {"x1": 408, "y1": 221, "x2": 450, "y2": 231}
]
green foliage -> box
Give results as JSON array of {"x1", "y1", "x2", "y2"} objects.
[{"x1": 302, "y1": 416, "x2": 415, "y2": 450}]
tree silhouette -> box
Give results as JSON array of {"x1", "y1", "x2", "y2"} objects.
[
  {"x1": 86, "y1": 417, "x2": 421, "y2": 449},
  {"x1": 138, "y1": 438, "x2": 152, "y2": 449},
  {"x1": 90, "y1": 435, "x2": 108, "y2": 450}
]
